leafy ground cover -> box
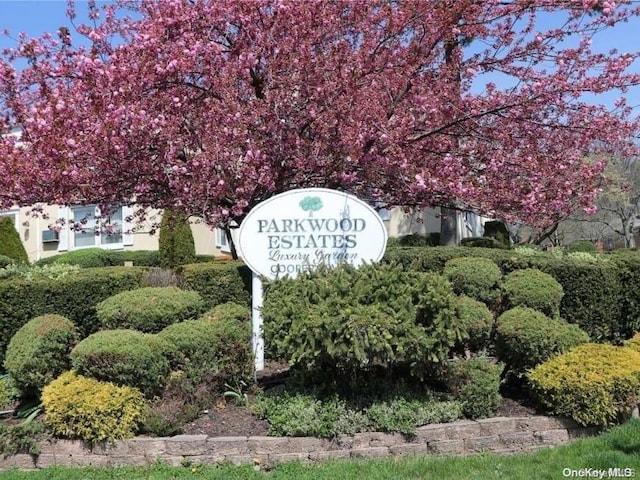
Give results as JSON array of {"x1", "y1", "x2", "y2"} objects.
[{"x1": 2, "y1": 420, "x2": 638, "y2": 480}]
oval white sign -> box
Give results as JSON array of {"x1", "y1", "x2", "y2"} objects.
[{"x1": 237, "y1": 188, "x2": 388, "y2": 280}]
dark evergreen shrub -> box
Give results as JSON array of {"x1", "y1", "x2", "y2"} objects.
[
  {"x1": 495, "y1": 307, "x2": 590, "y2": 376},
  {"x1": 96, "y1": 286, "x2": 204, "y2": 333},
  {"x1": 0, "y1": 217, "x2": 28, "y2": 264},
  {"x1": 158, "y1": 210, "x2": 196, "y2": 268},
  {"x1": 482, "y1": 220, "x2": 511, "y2": 247},
  {"x1": 445, "y1": 357, "x2": 502, "y2": 419},
  {"x1": 460, "y1": 237, "x2": 509, "y2": 249},
  {"x1": 70, "y1": 329, "x2": 169, "y2": 397},
  {"x1": 3, "y1": 314, "x2": 77, "y2": 396}
]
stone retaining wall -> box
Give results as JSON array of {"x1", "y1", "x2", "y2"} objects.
[{"x1": 1, "y1": 416, "x2": 600, "y2": 470}]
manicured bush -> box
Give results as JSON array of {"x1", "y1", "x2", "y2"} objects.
[
  {"x1": 36, "y1": 249, "x2": 161, "y2": 268},
  {"x1": 42, "y1": 371, "x2": 146, "y2": 444},
  {"x1": 443, "y1": 257, "x2": 502, "y2": 306},
  {"x1": 502, "y1": 268, "x2": 564, "y2": 318},
  {"x1": 528, "y1": 344, "x2": 640, "y2": 426},
  {"x1": 158, "y1": 210, "x2": 196, "y2": 268},
  {"x1": 3, "y1": 314, "x2": 77, "y2": 396},
  {"x1": 0, "y1": 266, "x2": 146, "y2": 366},
  {"x1": 96, "y1": 286, "x2": 204, "y2": 333},
  {"x1": 264, "y1": 263, "x2": 461, "y2": 380},
  {"x1": 199, "y1": 302, "x2": 251, "y2": 324},
  {"x1": 567, "y1": 240, "x2": 597, "y2": 253},
  {"x1": 453, "y1": 296, "x2": 494, "y2": 353},
  {"x1": 180, "y1": 261, "x2": 251, "y2": 308},
  {"x1": 444, "y1": 357, "x2": 502, "y2": 419},
  {"x1": 0, "y1": 217, "x2": 28, "y2": 264},
  {"x1": 459, "y1": 237, "x2": 509, "y2": 249},
  {"x1": 158, "y1": 318, "x2": 251, "y2": 384},
  {"x1": 70, "y1": 329, "x2": 169, "y2": 397},
  {"x1": 495, "y1": 307, "x2": 590, "y2": 376}
]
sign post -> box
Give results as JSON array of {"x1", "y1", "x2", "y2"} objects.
[{"x1": 237, "y1": 188, "x2": 388, "y2": 372}]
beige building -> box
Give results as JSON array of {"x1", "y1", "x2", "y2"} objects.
[{"x1": 1, "y1": 204, "x2": 486, "y2": 263}]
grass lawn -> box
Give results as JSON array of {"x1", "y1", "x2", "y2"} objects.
[{"x1": 2, "y1": 420, "x2": 639, "y2": 480}]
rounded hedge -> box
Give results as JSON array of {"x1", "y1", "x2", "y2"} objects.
[
  {"x1": 42, "y1": 371, "x2": 146, "y2": 444},
  {"x1": 96, "y1": 286, "x2": 204, "y2": 333},
  {"x1": 454, "y1": 295, "x2": 494, "y2": 353},
  {"x1": 502, "y1": 268, "x2": 564, "y2": 318},
  {"x1": 70, "y1": 329, "x2": 169, "y2": 397},
  {"x1": 443, "y1": 257, "x2": 502, "y2": 306},
  {"x1": 528, "y1": 344, "x2": 640, "y2": 426},
  {"x1": 199, "y1": 302, "x2": 251, "y2": 324},
  {"x1": 157, "y1": 318, "x2": 251, "y2": 385},
  {"x1": 3, "y1": 314, "x2": 77, "y2": 395},
  {"x1": 495, "y1": 307, "x2": 590, "y2": 376}
]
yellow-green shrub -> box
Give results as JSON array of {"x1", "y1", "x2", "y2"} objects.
[
  {"x1": 527, "y1": 344, "x2": 640, "y2": 426},
  {"x1": 626, "y1": 333, "x2": 640, "y2": 353},
  {"x1": 42, "y1": 371, "x2": 146, "y2": 444}
]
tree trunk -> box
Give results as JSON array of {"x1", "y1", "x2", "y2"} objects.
[
  {"x1": 440, "y1": 206, "x2": 459, "y2": 246},
  {"x1": 224, "y1": 225, "x2": 239, "y2": 260}
]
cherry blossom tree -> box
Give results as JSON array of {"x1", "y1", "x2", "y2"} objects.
[{"x1": 1, "y1": 0, "x2": 639, "y2": 251}]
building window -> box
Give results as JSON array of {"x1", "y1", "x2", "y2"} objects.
[
  {"x1": 216, "y1": 227, "x2": 230, "y2": 252},
  {"x1": 71, "y1": 205, "x2": 123, "y2": 249}
]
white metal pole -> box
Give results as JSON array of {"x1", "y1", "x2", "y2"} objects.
[{"x1": 251, "y1": 271, "x2": 265, "y2": 372}]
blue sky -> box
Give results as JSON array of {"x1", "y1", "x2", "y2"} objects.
[{"x1": 1, "y1": 0, "x2": 639, "y2": 113}]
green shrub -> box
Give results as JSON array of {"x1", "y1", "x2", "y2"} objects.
[
  {"x1": 0, "y1": 217, "x2": 28, "y2": 264},
  {"x1": 42, "y1": 371, "x2": 146, "y2": 444},
  {"x1": 0, "y1": 375, "x2": 19, "y2": 408},
  {"x1": 502, "y1": 268, "x2": 564, "y2": 318},
  {"x1": 0, "y1": 255, "x2": 14, "y2": 268},
  {"x1": 3, "y1": 314, "x2": 77, "y2": 396},
  {"x1": 159, "y1": 210, "x2": 196, "y2": 268},
  {"x1": 36, "y1": 249, "x2": 160, "y2": 268},
  {"x1": 528, "y1": 344, "x2": 640, "y2": 426},
  {"x1": 568, "y1": 240, "x2": 597, "y2": 253},
  {"x1": 444, "y1": 358, "x2": 502, "y2": 419},
  {"x1": 264, "y1": 263, "x2": 461, "y2": 380},
  {"x1": 0, "y1": 266, "x2": 146, "y2": 366},
  {"x1": 454, "y1": 296, "x2": 494, "y2": 353},
  {"x1": 199, "y1": 302, "x2": 251, "y2": 324},
  {"x1": 252, "y1": 391, "x2": 463, "y2": 438},
  {"x1": 96, "y1": 286, "x2": 204, "y2": 333},
  {"x1": 443, "y1": 257, "x2": 502, "y2": 306},
  {"x1": 460, "y1": 237, "x2": 509, "y2": 249},
  {"x1": 70, "y1": 329, "x2": 169, "y2": 397},
  {"x1": 0, "y1": 263, "x2": 80, "y2": 281},
  {"x1": 495, "y1": 307, "x2": 590, "y2": 376},
  {"x1": 180, "y1": 261, "x2": 251, "y2": 309},
  {"x1": 157, "y1": 318, "x2": 251, "y2": 385}
]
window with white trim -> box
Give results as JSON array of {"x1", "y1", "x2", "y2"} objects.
[{"x1": 71, "y1": 205, "x2": 123, "y2": 249}]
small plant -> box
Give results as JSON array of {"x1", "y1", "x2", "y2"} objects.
[
  {"x1": 224, "y1": 380, "x2": 249, "y2": 406},
  {"x1": 0, "y1": 374, "x2": 19, "y2": 408},
  {"x1": 444, "y1": 357, "x2": 502, "y2": 419},
  {"x1": 0, "y1": 420, "x2": 46, "y2": 458}
]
